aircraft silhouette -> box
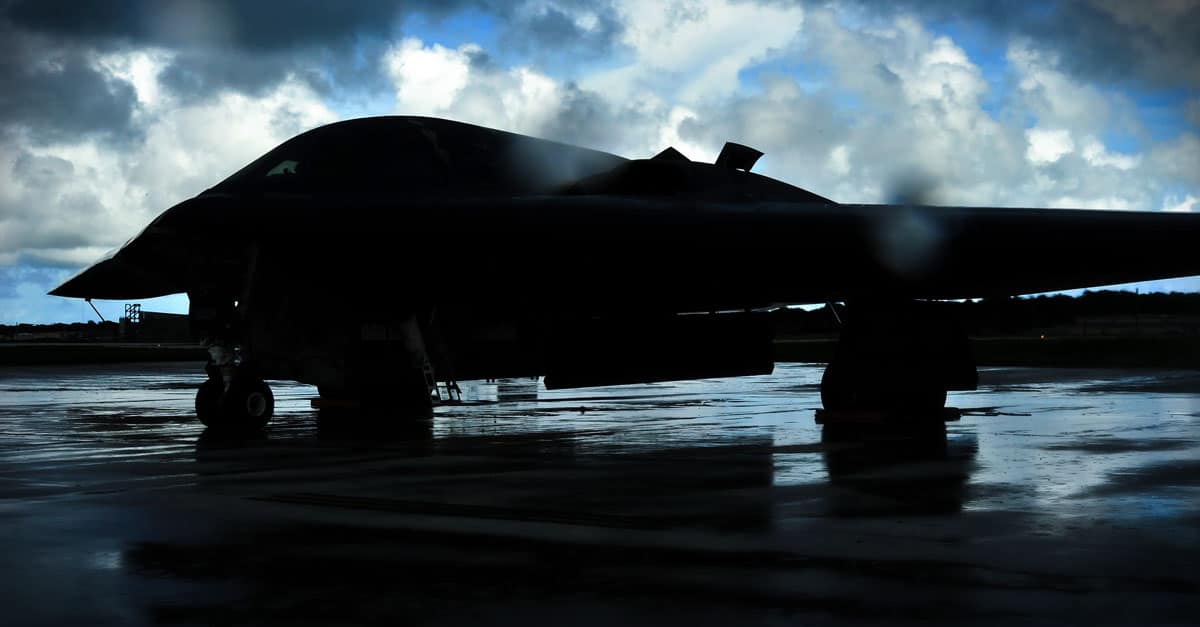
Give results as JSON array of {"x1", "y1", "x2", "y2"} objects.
[{"x1": 51, "y1": 116, "x2": 1200, "y2": 430}]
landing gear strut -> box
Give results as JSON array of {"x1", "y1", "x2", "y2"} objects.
[{"x1": 819, "y1": 299, "x2": 976, "y2": 424}]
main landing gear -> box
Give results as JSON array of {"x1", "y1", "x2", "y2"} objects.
[{"x1": 817, "y1": 299, "x2": 977, "y2": 426}]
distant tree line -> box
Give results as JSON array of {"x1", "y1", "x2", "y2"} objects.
[
  {"x1": 0, "y1": 320, "x2": 121, "y2": 341},
  {"x1": 5, "y1": 290, "x2": 1199, "y2": 341},
  {"x1": 770, "y1": 290, "x2": 1200, "y2": 336}
]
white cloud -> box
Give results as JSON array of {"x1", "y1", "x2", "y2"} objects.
[
  {"x1": 656, "y1": 105, "x2": 716, "y2": 162},
  {"x1": 1079, "y1": 136, "x2": 1139, "y2": 170},
  {"x1": 900, "y1": 35, "x2": 987, "y2": 110},
  {"x1": 371, "y1": 5, "x2": 1188, "y2": 220},
  {"x1": 588, "y1": 0, "x2": 805, "y2": 103},
  {"x1": 93, "y1": 48, "x2": 173, "y2": 108},
  {"x1": 379, "y1": 37, "x2": 717, "y2": 162},
  {"x1": 383, "y1": 38, "x2": 566, "y2": 135},
  {"x1": 827, "y1": 144, "x2": 850, "y2": 176},
  {"x1": 384, "y1": 38, "x2": 474, "y2": 113},
  {"x1": 1046, "y1": 195, "x2": 1135, "y2": 210},
  {"x1": 1025, "y1": 127, "x2": 1074, "y2": 165},
  {"x1": 1008, "y1": 41, "x2": 1115, "y2": 131},
  {"x1": 131, "y1": 76, "x2": 337, "y2": 206},
  {"x1": 780, "y1": 11, "x2": 1023, "y2": 203},
  {"x1": 1, "y1": 66, "x2": 337, "y2": 270},
  {"x1": 1148, "y1": 133, "x2": 1200, "y2": 185},
  {"x1": 1162, "y1": 194, "x2": 1198, "y2": 212}
]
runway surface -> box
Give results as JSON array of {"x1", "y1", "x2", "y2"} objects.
[{"x1": 1, "y1": 362, "x2": 1197, "y2": 625}]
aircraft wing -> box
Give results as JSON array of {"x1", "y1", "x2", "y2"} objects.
[{"x1": 50, "y1": 194, "x2": 1200, "y2": 310}]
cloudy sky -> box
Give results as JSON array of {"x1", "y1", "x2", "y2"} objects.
[{"x1": 2, "y1": 0, "x2": 1198, "y2": 324}]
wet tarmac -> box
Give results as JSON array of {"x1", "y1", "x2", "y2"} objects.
[{"x1": 1, "y1": 362, "x2": 1197, "y2": 626}]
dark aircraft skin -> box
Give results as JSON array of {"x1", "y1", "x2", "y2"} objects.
[{"x1": 51, "y1": 116, "x2": 1200, "y2": 430}]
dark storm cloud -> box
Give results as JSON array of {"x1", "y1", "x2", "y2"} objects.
[
  {"x1": 0, "y1": 23, "x2": 138, "y2": 141},
  {"x1": 2, "y1": 0, "x2": 446, "y2": 112},
  {"x1": 0, "y1": 58, "x2": 137, "y2": 140},
  {"x1": 1, "y1": 0, "x2": 629, "y2": 134},
  {"x1": 157, "y1": 48, "x2": 299, "y2": 99},
  {"x1": 499, "y1": 2, "x2": 624, "y2": 59},
  {"x1": 12, "y1": 151, "x2": 74, "y2": 189},
  {"x1": 537, "y1": 83, "x2": 634, "y2": 150},
  {"x1": 6, "y1": 150, "x2": 113, "y2": 257},
  {"x1": 5, "y1": 0, "x2": 414, "y2": 50},
  {"x1": 838, "y1": 0, "x2": 1200, "y2": 89},
  {"x1": 1187, "y1": 99, "x2": 1200, "y2": 127},
  {"x1": 5, "y1": 0, "x2": 625, "y2": 53}
]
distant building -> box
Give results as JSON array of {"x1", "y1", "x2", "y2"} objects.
[{"x1": 121, "y1": 310, "x2": 192, "y2": 342}]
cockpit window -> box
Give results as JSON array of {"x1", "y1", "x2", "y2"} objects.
[{"x1": 265, "y1": 160, "x2": 299, "y2": 177}]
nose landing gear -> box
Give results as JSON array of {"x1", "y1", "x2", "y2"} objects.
[
  {"x1": 192, "y1": 305, "x2": 274, "y2": 432},
  {"x1": 196, "y1": 371, "x2": 274, "y2": 432},
  {"x1": 189, "y1": 286, "x2": 276, "y2": 432},
  {"x1": 190, "y1": 294, "x2": 274, "y2": 431},
  {"x1": 195, "y1": 358, "x2": 275, "y2": 432}
]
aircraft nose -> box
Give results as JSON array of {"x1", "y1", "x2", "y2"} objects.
[
  {"x1": 49, "y1": 219, "x2": 190, "y2": 300},
  {"x1": 49, "y1": 249, "x2": 183, "y2": 300}
]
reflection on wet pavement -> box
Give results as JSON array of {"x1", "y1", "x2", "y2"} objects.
[{"x1": 0, "y1": 362, "x2": 1197, "y2": 625}]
